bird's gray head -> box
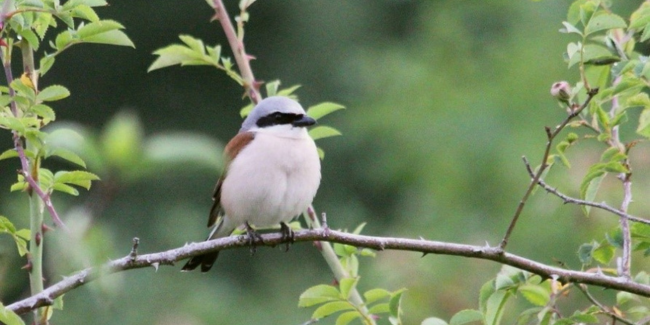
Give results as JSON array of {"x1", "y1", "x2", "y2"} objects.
[{"x1": 240, "y1": 96, "x2": 316, "y2": 133}]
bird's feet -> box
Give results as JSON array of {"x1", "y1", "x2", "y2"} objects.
[
  {"x1": 245, "y1": 222, "x2": 264, "y2": 256},
  {"x1": 280, "y1": 222, "x2": 294, "y2": 252}
]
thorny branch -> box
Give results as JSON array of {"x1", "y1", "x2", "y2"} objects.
[{"x1": 8, "y1": 229, "x2": 650, "y2": 315}]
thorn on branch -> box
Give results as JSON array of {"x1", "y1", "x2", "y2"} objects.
[
  {"x1": 545, "y1": 126, "x2": 552, "y2": 139},
  {"x1": 129, "y1": 237, "x2": 140, "y2": 261},
  {"x1": 41, "y1": 223, "x2": 53, "y2": 234}
]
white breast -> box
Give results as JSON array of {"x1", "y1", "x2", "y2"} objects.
[{"x1": 220, "y1": 128, "x2": 321, "y2": 227}]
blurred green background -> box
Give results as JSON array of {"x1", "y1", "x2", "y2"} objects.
[{"x1": 2, "y1": 1, "x2": 650, "y2": 324}]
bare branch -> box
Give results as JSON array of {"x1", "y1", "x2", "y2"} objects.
[
  {"x1": 522, "y1": 157, "x2": 649, "y2": 226},
  {"x1": 8, "y1": 229, "x2": 650, "y2": 315},
  {"x1": 499, "y1": 87, "x2": 599, "y2": 249}
]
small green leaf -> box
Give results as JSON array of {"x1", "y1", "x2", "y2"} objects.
[
  {"x1": 494, "y1": 274, "x2": 514, "y2": 290},
  {"x1": 312, "y1": 301, "x2": 355, "y2": 319},
  {"x1": 12, "y1": 235, "x2": 29, "y2": 256},
  {"x1": 73, "y1": 4, "x2": 100, "y2": 22},
  {"x1": 40, "y1": 55, "x2": 56, "y2": 76},
  {"x1": 592, "y1": 242, "x2": 615, "y2": 264},
  {"x1": 240, "y1": 103, "x2": 254, "y2": 118},
  {"x1": 569, "y1": 313, "x2": 598, "y2": 323},
  {"x1": 277, "y1": 84, "x2": 301, "y2": 97},
  {"x1": 388, "y1": 289, "x2": 406, "y2": 318},
  {"x1": 148, "y1": 44, "x2": 203, "y2": 72},
  {"x1": 339, "y1": 277, "x2": 358, "y2": 300},
  {"x1": 179, "y1": 35, "x2": 205, "y2": 55},
  {"x1": 307, "y1": 102, "x2": 345, "y2": 120},
  {"x1": 617, "y1": 291, "x2": 635, "y2": 306},
  {"x1": 364, "y1": 288, "x2": 391, "y2": 304},
  {"x1": 54, "y1": 170, "x2": 100, "y2": 190},
  {"x1": 518, "y1": 284, "x2": 550, "y2": 306},
  {"x1": 578, "y1": 243, "x2": 594, "y2": 265},
  {"x1": 265, "y1": 80, "x2": 280, "y2": 97},
  {"x1": 298, "y1": 285, "x2": 342, "y2": 307},
  {"x1": 10, "y1": 181, "x2": 28, "y2": 192},
  {"x1": 449, "y1": 309, "x2": 483, "y2": 325},
  {"x1": 579, "y1": 169, "x2": 606, "y2": 216},
  {"x1": 309, "y1": 126, "x2": 342, "y2": 141},
  {"x1": 585, "y1": 13, "x2": 627, "y2": 36},
  {"x1": 0, "y1": 302, "x2": 25, "y2": 325},
  {"x1": 55, "y1": 30, "x2": 74, "y2": 51},
  {"x1": 0, "y1": 149, "x2": 18, "y2": 160},
  {"x1": 560, "y1": 21, "x2": 582, "y2": 35},
  {"x1": 37, "y1": 85, "x2": 70, "y2": 102},
  {"x1": 30, "y1": 104, "x2": 56, "y2": 121},
  {"x1": 637, "y1": 108, "x2": 650, "y2": 138},
  {"x1": 77, "y1": 19, "x2": 124, "y2": 39},
  {"x1": 49, "y1": 148, "x2": 86, "y2": 168},
  {"x1": 479, "y1": 280, "x2": 495, "y2": 315},
  {"x1": 484, "y1": 290, "x2": 511, "y2": 325},
  {"x1": 102, "y1": 110, "x2": 142, "y2": 169},
  {"x1": 19, "y1": 29, "x2": 40, "y2": 51},
  {"x1": 52, "y1": 183, "x2": 79, "y2": 196},
  {"x1": 367, "y1": 302, "x2": 390, "y2": 314},
  {"x1": 317, "y1": 147, "x2": 325, "y2": 160},
  {"x1": 335, "y1": 311, "x2": 361, "y2": 325},
  {"x1": 82, "y1": 29, "x2": 134, "y2": 47}
]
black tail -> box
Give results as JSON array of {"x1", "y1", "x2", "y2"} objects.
[{"x1": 181, "y1": 252, "x2": 220, "y2": 272}]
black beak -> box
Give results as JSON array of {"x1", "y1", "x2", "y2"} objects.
[{"x1": 292, "y1": 115, "x2": 317, "y2": 127}]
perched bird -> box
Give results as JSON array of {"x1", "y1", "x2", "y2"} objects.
[{"x1": 182, "y1": 96, "x2": 321, "y2": 272}]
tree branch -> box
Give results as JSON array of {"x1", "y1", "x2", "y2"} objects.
[
  {"x1": 8, "y1": 229, "x2": 650, "y2": 315},
  {"x1": 499, "y1": 87, "x2": 598, "y2": 249},
  {"x1": 522, "y1": 157, "x2": 649, "y2": 225}
]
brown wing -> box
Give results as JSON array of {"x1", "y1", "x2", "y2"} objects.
[{"x1": 206, "y1": 131, "x2": 255, "y2": 227}]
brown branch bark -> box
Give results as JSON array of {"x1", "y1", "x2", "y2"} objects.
[{"x1": 8, "y1": 229, "x2": 650, "y2": 315}]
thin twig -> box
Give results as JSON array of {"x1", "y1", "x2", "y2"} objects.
[
  {"x1": 211, "y1": 0, "x2": 261, "y2": 104},
  {"x1": 7, "y1": 229, "x2": 650, "y2": 315},
  {"x1": 499, "y1": 88, "x2": 599, "y2": 250},
  {"x1": 522, "y1": 158, "x2": 649, "y2": 225},
  {"x1": 575, "y1": 284, "x2": 634, "y2": 325}
]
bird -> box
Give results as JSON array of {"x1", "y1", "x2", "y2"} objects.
[{"x1": 182, "y1": 96, "x2": 321, "y2": 272}]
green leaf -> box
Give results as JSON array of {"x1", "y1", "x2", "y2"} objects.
[
  {"x1": 421, "y1": 318, "x2": 449, "y2": 325},
  {"x1": 637, "y1": 108, "x2": 650, "y2": 138},
  {"x1": 13, "y1": 234, "x2": 29, "y2": 256},
  {"x1": 298, "y1": 284, "x2": 342, "y2": 307},
  {"x1": 592, "y1": 242, "x2": 615, "y2": 264},
  {"x1": 37, "y1": 85, "x2": 70, "y2": 102},
  {"x1": 148, "y1": 44, "x2": 203, "y2": 72},
  {"x1": 30, "y1": 104, "x2": 56, "y2": 121},
  {"x1": 0, "y1": 149, "x2": 18, "y2": 160},
  {"x1": 479, "y1": 280, "x2": 495, "y2": 315},
  {"x1": 560, "y1": 21, "x2": 582, "y2": 35},
  {"x1": 19, "y1": 29, "x2": 40, "y2": 51},
  {"x1": 312, "y1": 301, "x2": 355, "y2": 319},
  {"x1": 10, "y1": 79, "x2": 36, "y2": 100},
  {"x1": 617, "y1": 291, "x2": 635, "y2": 306},
  {"x1": 335, "y1": 311, "x2": 361, "y2": 325},
  {"x1": 54, "y1": 170, "x2": 100, "y2": 190},
  {"x1": 52, "y1": 183, "x2": 79, "y2": 196},
  {"x1": 388, "y1": 289, "x2": 406, "y2": 318},
  {"x1": 179, "y1": 35, "x2": 205, "y2": 55},
  {"x1": 367, "y1": 302, "x2": 390, "y2": 314},
  {"x1": 449, "y1": 309, "x2": 483, "y2": 325},
  {"x1": 494, "y1": 274, "x2": 514, "y2": 290},
  {"x1": 578, "y1": 243, "x2": 594, "y2": 265},
  {"x1": 339, "y1": 277, "x2": 358, "y2": 300},
  {"x1": 82, "y1": 29, "x2": 134, "y2": 47},
  {"x1": 265, "y1": 80, "x2": 280, "y2": 97},
  {"x1": 518, "y1": 284, "x2": 550, "y2": 306},
  {"x1": 40, "y1": 55, "x2": 56, "y2": 76},
  {"x1": 77, "y1": 19, "x2": 124, "y2": 39},
  {"x1": 0, "y1": 216, "x2": 17, "y2": 233},
  {"x1": 307, "y1": 102, "x2": 345, "y2": 120},
  {"x1": 55, "y1": 30, "x2": 74, "y2": 51},
  {"x1": 317, "y1": 147, "x2": 325, "y2": 160},
  {"x1": 10, "y1": 181, "x2": 28, "y2": 192},
  {"x1": 635, "y1": 271, "x2": 650, "y2": 284},
  {"x1": 585, "y1": 13, "x2": 627, "y2": 35},
  {"x1": 0, "y1": 302, "x2": 25, "y2": 325},
  {"x1": 364, "y1": 288, "x2": 391, "y2": 304},
  {"x1": 579, "y1": 169, "x2": 606, "y2": 216},
  {"x1": 309, "y1": 126, "x2": 342, "y2": 141},
  {"x1": 72, "y1": 4, "x2": 100, "y2": 22},
  {"x1": 484, "y1": 290, "x2": 511, "y2": 325},
  {"x1": 49, "y1": 148, "x2": 86, "y2": 167}
]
